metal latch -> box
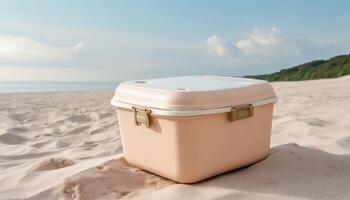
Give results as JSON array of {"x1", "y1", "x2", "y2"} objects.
[
  {"x1": 132, "y1": 107, "x2": 152, "y2": 127},
  {"x1": 229, "y1": 104, "x2": 254, "y2": 121}
]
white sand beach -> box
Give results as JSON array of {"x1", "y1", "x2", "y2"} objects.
[{"x1": 1, "y1": 76, "x2": 350, "y2": 200}]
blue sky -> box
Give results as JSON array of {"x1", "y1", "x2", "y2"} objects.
[{"x1": 1, "y1": 0, "x2": 350, "y2": 81}]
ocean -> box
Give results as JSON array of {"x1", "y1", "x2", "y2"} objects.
[{"x1": 0, "y1": 82, "x2": 119, "y2": 93}]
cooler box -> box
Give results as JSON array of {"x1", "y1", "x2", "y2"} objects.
[{"x1": 111, "y1": 75, "x2": 277, "y2": 183}]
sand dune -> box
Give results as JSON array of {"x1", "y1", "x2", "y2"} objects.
[
  {"x1": 1, "y1": 76, "x2": 350, "y2": 200},
  {"x1": 32, "y1": 158, "x2": 173, "y2": 200},
  {"x1": 136, "y1": 143, "x2": 350, "y2": 200}
]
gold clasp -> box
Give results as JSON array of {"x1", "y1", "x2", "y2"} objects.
[
  {"x1": 229, "y1": 104, "x2": 254, "y2": 121},
  {"x1": 132, "y1": 107, "x2": 152, "y2": 127}
]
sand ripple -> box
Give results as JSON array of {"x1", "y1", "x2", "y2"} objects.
[
  {"x1": 0, "y1": 77, "x2": 350, "y2": 200},
  {"x1": 34, "y1": 157, "x2": 75, "y2": 171}
]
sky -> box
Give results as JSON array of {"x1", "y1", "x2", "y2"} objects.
[{"x1": 0, "y1": 0, "x2": 350, "y2": 82}]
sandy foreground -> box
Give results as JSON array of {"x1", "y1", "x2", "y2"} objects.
[{"x1": 0, "y1": 76, "x2": 350, "y2": 200}]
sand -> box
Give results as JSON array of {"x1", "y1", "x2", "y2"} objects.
[{"x1": 1, "y1": 76, "x2": 350, "y2": 200}]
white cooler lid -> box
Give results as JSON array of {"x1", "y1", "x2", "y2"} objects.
[{"x1": 111, "y1": 75, "x2": 276, "y2": 114}]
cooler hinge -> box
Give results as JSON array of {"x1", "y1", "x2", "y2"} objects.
[
  {"x1": 229, "y1": 104, "x2": 254, "y2": 121},
  {"x1": 132, "y1": 107, "x2": 152, "y2": 127}
]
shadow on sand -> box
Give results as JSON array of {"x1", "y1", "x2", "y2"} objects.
[
  {"x1": 202, "y1": 143, "x2": 350, "y2": 200},
  {"x1": 34, "y1": 143, "x2": 350, "y2": 200}
]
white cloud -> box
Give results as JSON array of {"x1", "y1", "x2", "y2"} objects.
[
  {"x1": 249, "y1": 27, "x2": 281, "y2": 45},
  {"x1": 70, "y1": 42, "x2": 84, "y2": 52},
  {"x1": 0, "y1": 35, "x2": 84, "y2": 62},
  {"x1": 207, "y1": 27, "x2": 310, "y2": 62},
  {"x1": 206, "y1": 35, "x2": 238, "y2": 56},
  {"x1": 235, "y1": 27, "x2": 283, "y2": 55}
]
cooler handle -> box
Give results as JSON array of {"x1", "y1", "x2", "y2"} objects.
[
  {"x1": 132, "y1": 106, "x2": 152, "y2": 127},
  {"x1": 229, "y1": 104, "x2": 254, "y2": 121}
]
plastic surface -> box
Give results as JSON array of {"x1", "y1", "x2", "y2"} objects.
[
  {"x1": 124, "y1": 75, "x2": 267, "y2": 91},
  {"x1": 111, "y1": 75, "x2": 276, "y2": 183},
  {"x1": 112, "y1": 75, "x2": 276, "y2": 110},
  {"x1": 113, "y1": 97, "x2": 276, "y2": 116},
  {"x1": 116, "y1": 104, "x2": 273, "y2": 183}
]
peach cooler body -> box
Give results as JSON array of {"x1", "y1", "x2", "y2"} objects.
[{"x1": 112, "y1": 75, "x2": 276, "y2": 183}]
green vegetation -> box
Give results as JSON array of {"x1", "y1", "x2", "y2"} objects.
[{"x1": 246, "y1": 54, "x2": 350, "y2": 81}]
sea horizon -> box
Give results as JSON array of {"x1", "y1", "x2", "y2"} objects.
[{"x1": 0, "y1": 81, "x2": 119, "y2": 94}]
